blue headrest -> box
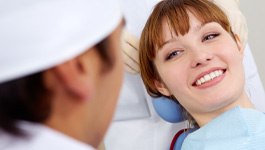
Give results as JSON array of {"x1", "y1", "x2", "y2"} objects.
[{"x1": 152, "y1": 97, "x2": 185, "y2": 123}]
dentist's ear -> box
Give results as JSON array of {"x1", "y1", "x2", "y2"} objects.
[
  {"x1": 154, "y1": 80, "x2": 171, "y2": 96},
  {"x1": 51, "y1": 58, "x2": 92, "y2": 101}
]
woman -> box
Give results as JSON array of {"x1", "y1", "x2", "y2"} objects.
[{"x1": 139, "y1": 0, "x2": 265, "y2": 149}]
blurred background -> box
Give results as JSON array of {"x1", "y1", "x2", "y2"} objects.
[{"x1": 240, "y1": 0, "x2": 265, "y2": 87}]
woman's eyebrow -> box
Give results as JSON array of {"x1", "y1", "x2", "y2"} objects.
[
  {"x1": 191, "y1": 22, "x2": 217, "y2": 33},
  {"x1": 160, "y1": 38, "x2": 176, "y2": 49},
  {"x1": 198, "y1": 22, "x2": 219, "y2": 31},
  {"x1": 192, "y1": 24, "x2": 203, "y2": 33},
  {"x1": 190, "y1": 23, "x2": 208, "y2": 34},
  {"x1": 159, "y1": 22, "x2": 217, "y2": 50},
  {"x1": 159, "y1": 37, "x2": 181, "y2": 51}
]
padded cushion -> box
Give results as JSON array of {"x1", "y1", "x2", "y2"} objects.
[{"x1": 152, "y1": 97, "x2": 184, "y2": 123}]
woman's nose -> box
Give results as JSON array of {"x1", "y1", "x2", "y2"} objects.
[{"x1": 190, "y1": 50, "x2": 213, "y2": 68}]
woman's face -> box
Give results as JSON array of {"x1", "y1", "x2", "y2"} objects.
[{"x1": 154, "y1": 12, "x2": 245, "y2": 118}]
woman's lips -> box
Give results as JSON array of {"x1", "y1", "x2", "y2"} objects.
[{"x1": 192, "y1": 69, "x2": 226, "y2": 88}]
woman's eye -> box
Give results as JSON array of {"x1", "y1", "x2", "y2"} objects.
[
  {"x1": 202, "y1": 33, "x2": 220, "y2": 42},
  {"x1": 165, "y1": 50, "x2": 183, "y2": 60}
]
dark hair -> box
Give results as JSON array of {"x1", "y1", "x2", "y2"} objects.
[
  {"x1": 0, "y1": 72, "x2": 51, "y2": 136},
  {"x1": 0, "y1": 36, "x2": 113, "y2": 136},
  {"x1": 95, "y1": 37, "x2": 115, "y2": 73}
]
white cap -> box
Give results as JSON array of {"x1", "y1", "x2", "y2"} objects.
[{"x1": 0, "y1": 0, "x2": 122, "y2": 83}]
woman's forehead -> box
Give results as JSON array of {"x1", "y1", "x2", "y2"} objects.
[
  {"x1": 149, "y1": 1, "x2": 231, "y2": 54},
  {"x1": 160, "y1": 9, "x2": 223, "y2": 38}
]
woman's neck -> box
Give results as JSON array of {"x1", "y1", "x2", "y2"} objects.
[{"x1": 193, "y1": 91, "x2": 255, "y2": 127}]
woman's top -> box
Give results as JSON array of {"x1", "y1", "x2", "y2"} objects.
[{"x1": 181, "y1": 106, "x2": 265, "y2": 150}]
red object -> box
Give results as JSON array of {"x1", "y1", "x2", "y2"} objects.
[{"x1": 169, "y1": 129, "x2": 187, "y2": 150}]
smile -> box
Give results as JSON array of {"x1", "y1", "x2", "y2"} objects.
[{"x1": 194, "y1": 69, "x2": 226, "y2": 86}]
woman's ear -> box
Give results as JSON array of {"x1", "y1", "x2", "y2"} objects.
[
  {"x1": 52, "y1": 58, "x2": 92, "y2": 101},
  {"x1": 234, "y1": 34, "x2": 244, "y2": 55},
  {"x1": 154, "y1": 80, "x2": 171, "y2": 96}
]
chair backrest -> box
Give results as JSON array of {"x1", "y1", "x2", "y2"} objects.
[{"x1": 152, "y1": 97, "x2": 184, "y2": 123}]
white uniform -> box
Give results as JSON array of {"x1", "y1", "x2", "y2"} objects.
[
  {"x1": 0, "y1": 121, "x2": 94, "y2": 150},
  {"x1": 105, "y1": 0, "x2": 265, "y2": 149}
]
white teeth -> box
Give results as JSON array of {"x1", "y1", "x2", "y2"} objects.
[
  {"x1": 204, "y1": 74, "x2": 211, "y2": 81},
  {"x1": 210, "y1": 72, "x2": 216, "y2": 79},
  {"x1": 195, "y1": 70, "x2": 224, "y2": 86}
]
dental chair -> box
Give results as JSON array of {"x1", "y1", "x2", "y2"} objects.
[{"x1": 105, "y1": 0, "x2": 265, "y2": 149}]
